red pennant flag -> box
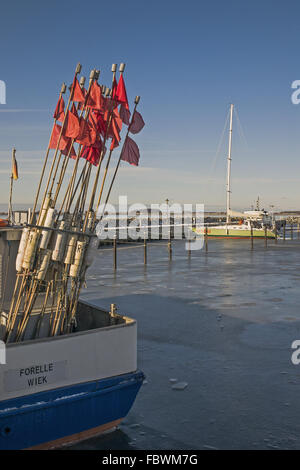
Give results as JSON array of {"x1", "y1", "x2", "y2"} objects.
[
  {"x1": 129, "y1": 111, "x2": 145, "y2": 134},
  {"x1": 81, "y1": 145, "x2": 101, "y2": 166},
  {"x1": 107, "y1": 109, "x2": 122, "y2": 145},
  {"x1": 115, "y1": 75, "x2": 129, "y2": 110},
  {"x1": 86, "y1": 81, "x2": 103, "y2": 110},
  {"x1": 75, "y1": 117, "x2": 97, "y2": 146},
  {"x1": 78, "y1": 88, "x2": 87, "y2": 110},
  {"x1": 50, "y1": 124, "x2": 76, "y2": 158},
  {"x1": 121, "y1": 136, "x2": 140, "y2": 166},
  {"x1": 72, "y1": 77, "x2": 85, "y2": 103},
  {"x1": 64, "y1": 104, "x2": 80, "y2": 139},
  {"x1": 93, "y1": 110, "x2": 107, "y2": 137},
  {"x1": 112, "y1": 76, "x2": 117, "y2": 100},
  {"x1": 53, "y1": 96, "x2": 65, "y2": 122},
  {"x1": 119, "y1": 104, "x2": 131, "y2": 125}
]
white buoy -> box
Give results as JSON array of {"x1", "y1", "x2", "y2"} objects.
[
  {"x1": 64, "y1": 221, "x2": 80, "y2": 265},
  {"x1": 37, "y1": 249, "x2": 52, "y2": 280},
  {"x1": 69, "y1": 240, "x2": 87, "y2": 278},
  {"x1": 16, "y1": 228, "x2": 29, "y2": 272},
  {"x1": 40, "y1": 207, "x2": 55, "y2": 250},
  {"x1": 52, "y1": 219, "x2": 68, "y2": 262},
  {"x1": 22, "y1": 230, "x2": 40, "y2": 270}
]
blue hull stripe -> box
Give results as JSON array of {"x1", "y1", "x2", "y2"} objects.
[{"x1": 0, "y1": 370, "x2": 144, "y2": 450}]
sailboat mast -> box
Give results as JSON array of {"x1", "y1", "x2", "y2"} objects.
[{"x1": 226, "y1": 103, "x2": 234, "y2": 224}]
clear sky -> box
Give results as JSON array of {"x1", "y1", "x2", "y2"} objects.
[{"x1": 0, "y1": 0, "x2": 300, "y2": 211}]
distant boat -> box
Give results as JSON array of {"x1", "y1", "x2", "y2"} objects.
[{"x1": 193, "y1": 104, "x2": 275, "y2": 239}]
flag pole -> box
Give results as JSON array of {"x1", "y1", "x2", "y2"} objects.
[
  {"x1": 98, "y1": 95, "x2": 140, "y2": 220},
  {"x1": 95, "y1": 63, "x2": 125, "y2": 211},
  {"x1": 30, "y1": 82, "x2": 67, "y2": 224},
  {"x1": 8, "y1": 148, "x2": 16, "y2": 225},
  {"x1": 82, "y1": 64, "x2": 118, "y2": 232},
  {"x1": 38, "y1": 63, "x2": 82, "y2": 223}
]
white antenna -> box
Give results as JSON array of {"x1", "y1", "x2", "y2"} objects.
[{"x1": 226, "y1": 104, "x2": 234, "y2": 224}]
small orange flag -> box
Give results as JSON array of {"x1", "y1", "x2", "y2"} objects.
[{"x1": 12, "y1": 149, "x2": 18, "y2": 180}]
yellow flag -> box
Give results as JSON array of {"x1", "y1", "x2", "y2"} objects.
[{"x1": 12, "y1": 149, "x2": 18, "y2": 180}]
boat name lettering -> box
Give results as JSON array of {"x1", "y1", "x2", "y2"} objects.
[
  {"x1": 19, "y1": 363, "x2": 54, "y2": 377},
  {"x1": 4, "y1": 360, "x2": 67, "y2": 393}
]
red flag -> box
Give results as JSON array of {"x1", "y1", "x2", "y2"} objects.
[
  {"x1": 72, "y1": 77, "x2": 85, "y2": 103},
  {"x1": 121, "y1": 137, "x2": 140, "y2": 166},
  {"x1": 81, "y1": 145, "x2": 101, "y2": 166},
  {"x1": 78, "y1": 88, "x2": 87, "y2": 110},
  {"x1": 129, "y1": 111, "x2": 145, "y2": 134},
  {"x1": 64, "y1": 104, "x2": 80, "y2": 139},
  {"x1": 53, "y1": 96, "x2": 65, "y2": 122},
  {"x1": 111, "y1": 76, "x2": 117, "y2": 99},
  {"x1": 86, "y1": 81, "x2": 103, "y2": 110},
  {"x1": 115, "y1": 75, "x2": 129, "y2": 110},
  {"x1": 76, "y1": 117, "x2": 97, "y2": 146},
  {"x1": 50, "y1": 124, "x2": 76, "y2": 158},
  {"x1": 93, "y1": 110, "x2": 107, "y2": 137},
  {"x1": 119, "y1": 104, "x2": 131, "y2": 125},
  {"x1": 107, "y1": 108, "x2": 122, "y2": 144}
]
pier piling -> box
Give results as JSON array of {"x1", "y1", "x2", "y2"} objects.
[
  {"x1": 168, "y1": 238, "x2": 172, "y2": 261},
  {"x1": 250, "y1": 224, "x2": 254, "y2": 250},
  {"x1": 205, "y1": 226, "x2": 208, "y2": 252},
  {"x1": 113, "y1": 238, "x2": 117, "y2": 271},
  {"x1": 264, "y1": 226, "x2": 267, "y2": 248},
  {"x1": 144, "y1": 235, "x2": 147, "y2": 265}
]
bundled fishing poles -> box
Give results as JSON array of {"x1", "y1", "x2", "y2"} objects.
[{"x1": 4, "y1": 62, "x2": 145, "y2": 343}]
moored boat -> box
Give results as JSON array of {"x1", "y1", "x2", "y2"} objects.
[
  {"x1": 193, "y1": 104, "x2": 275, "y2": 239},
  {"x1": 0, "y1": 226, "x2": 144, "y2": 449}
]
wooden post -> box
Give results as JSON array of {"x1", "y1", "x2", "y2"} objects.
[
  {"x1": 274, "y1": 225, "x2": 277, "y2": 244},
  {"x1": 283, "y1": 223, "x2": 286, "y2": 241},
  {"x1": 291, "y1": 223, "x2": 293, "y2": 240},
  {"x1": 250, "y1": 223, "x2": 254, "y2": 250},
  {"x1": 144, "y1": 234, "x2": 147, "y2": 265},
  {"x1": 168, "y1": 238, "x2": 172, "y2": 261},
  {"x1": 298, "y1": 222, "x2": 300, "y2": 239},
  {"x1": 264, "y1": 226, "x2": 267, "y2": 248},
  {"x1": 205, "y1": 226, "x2": 208, "y2": 252},
  {"x1": 113, "y1": 237, "x2": 117, "y2": 271},
  {"x1": 188, "y1": 239, "x2": 191, "y2": 258}
]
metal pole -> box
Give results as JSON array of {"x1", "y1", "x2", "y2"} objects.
[{"x1": 226, "y1": 104, "x2": 234, "y2": 224}]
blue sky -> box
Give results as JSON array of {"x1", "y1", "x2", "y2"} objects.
[{"x1": 1, "y1": 0, "x2": 300, "y2": 210}]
